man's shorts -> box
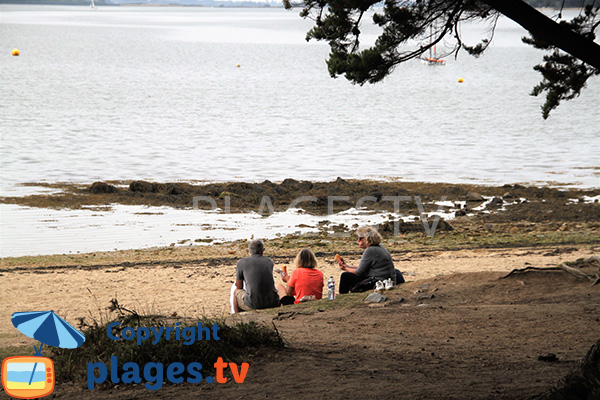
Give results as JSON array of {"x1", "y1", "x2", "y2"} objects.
[{"x1": 235, "y1": 289, "x2": 253, "y2": 311}]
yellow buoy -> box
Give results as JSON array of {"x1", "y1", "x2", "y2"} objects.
[
  {"x1": 236, "y1": 63, "x2": 241, "y2": 68},
  {"x1": 11, "y1": 48, "x2": 20, "y2": 56},
  {"x1": 458, "y1": 78, "x2": 464, "y2": 83}
]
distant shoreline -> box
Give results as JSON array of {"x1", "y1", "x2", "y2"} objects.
[
  {"x1": 0, "y1": 1, "x2": 283, "y2": 7},
  {"x1": 0, "y1": 2, "x2": 582, "y2": 10}
]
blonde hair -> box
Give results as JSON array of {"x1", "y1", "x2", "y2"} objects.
[
  {"x1": 356, "y1": 226, "x2": 382, "y2": 246},
  {"x1": 294, "y1": 248, "x2": 318, "y2": 269}
]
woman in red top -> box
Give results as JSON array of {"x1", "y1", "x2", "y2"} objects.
[{"x1": 277, "y1": 248, "x2": 324, "y2": 304}]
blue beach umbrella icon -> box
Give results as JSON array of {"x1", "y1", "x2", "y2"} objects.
[
  {"x1": 12, "y1": 310, "x2": 86, "y2": 353},
  {"x1": 11, "y1": 310, "x2": 86, "y2": 385}
]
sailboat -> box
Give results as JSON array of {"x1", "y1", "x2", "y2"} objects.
[
  {"x1": 90, "y1": 0, "x2": 97, "y2": 10},
  {"x1": 424, "y1": 25, "x2": 445, "y2": 65},
  {"x1": 425, "y1": 43, "x2": 445, "y2": 65}
]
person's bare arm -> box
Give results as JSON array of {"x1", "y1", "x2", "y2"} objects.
[
  {"x1": 337, "y1": 257, "x2": 358, "y2": 274},
  {"x1": 286, "y1": 284, "x2": 295, "y2": 297}
]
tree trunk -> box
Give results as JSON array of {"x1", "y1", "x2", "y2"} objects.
[
  {"x1": 544, "y1": 339, "x2": 600, "y2": 400},
  {"x1": 482, "y1": 0, "x2": 600, "y2": 69}
]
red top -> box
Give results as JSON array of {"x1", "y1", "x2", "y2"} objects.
[{"x1": 288, "y1": 267, "x2": 324, "y2": 304}]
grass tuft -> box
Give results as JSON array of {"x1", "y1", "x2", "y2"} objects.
[{"x1": 49, "y1": 299, "x2": 282, "y2": 388}]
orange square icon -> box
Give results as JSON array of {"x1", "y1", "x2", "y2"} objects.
[{"x1": 1, "y1": 356, "x2": 55, "y2": 399}]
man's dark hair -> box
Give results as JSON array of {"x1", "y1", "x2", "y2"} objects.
[{"x1": 248, "y1": 239, "x2": 264, "y2": 255}]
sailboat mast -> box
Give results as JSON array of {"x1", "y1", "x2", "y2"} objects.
[{"x1": 429, "y1": 24, "x2": 433, "y2": 59}]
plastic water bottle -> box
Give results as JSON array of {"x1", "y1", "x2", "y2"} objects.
[{"x1": 328, "y1": 276, "x2": 335, "y2": 300}]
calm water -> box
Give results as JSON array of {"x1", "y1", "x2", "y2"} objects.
[
  {"x1": 1, "y1": 5, "x2": 599, "y2": 189},
  {"x1": 0, "y1": 6, "x2": 599, "y2": 257}
]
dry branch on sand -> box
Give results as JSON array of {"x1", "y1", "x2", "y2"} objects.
[{"x1": 501, "y1": 256, "x2": 600, "y2": 284}]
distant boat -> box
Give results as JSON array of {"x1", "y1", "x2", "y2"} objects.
[
  {"x1": 423, "y1": 25, "x2": 445, "y2": 65},
  {"x1": 425, "y1": 53, "x2": 445, "y2": 65},
  {"x1": 90, "y1": 0, "x2": 97, "y2": 9}
]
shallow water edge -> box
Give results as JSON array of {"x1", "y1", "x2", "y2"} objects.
[{"x1": 1, "y1": 178, "x2": 598, "y2": 258}]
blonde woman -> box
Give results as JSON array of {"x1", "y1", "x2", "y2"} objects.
[
  {"x1": 336, "y1": 226, "x2": 404, "y2": 293},
  {"x1": 277, "y1": 248, "x2": 324, "y2": 304}
]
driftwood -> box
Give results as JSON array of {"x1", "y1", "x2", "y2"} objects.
[
  {"x1": 501, "y1": 256, "x2": 600, "y2": 285},
  {"x1": 543, "y1": 338, "x2": 600, "y2": 400},
  {"x1": 501, "y1": 265, "x2": 594, "y2": 281}
]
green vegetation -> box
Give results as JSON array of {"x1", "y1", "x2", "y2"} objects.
[
  {"x1": 285, "y1": 0, "x2": 600, "y2": 119},
  {"x1": 2, "y1": 222, "x2": 598, "y2": 272},
  {"x1": 0, "y1": 345, "x2": 32, "y2": 361},
  {"x1": 49, "y1": 299, "x2": 282, "y2": 387}
]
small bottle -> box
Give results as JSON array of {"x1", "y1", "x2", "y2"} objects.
[
  {"x1": 328, "y1": 276, "x2": 335, "y2": 300},
  {"x1": 274, "y1": 266, "x2": 287, "y2": 278}
]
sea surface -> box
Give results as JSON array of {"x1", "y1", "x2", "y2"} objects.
[{"x1": 1, "y1": 5, "x2": 599, "y2": 257}]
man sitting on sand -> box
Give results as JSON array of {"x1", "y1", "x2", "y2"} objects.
[{"x1": 233, "y1": 239, "x2": 281, "y2": 313}]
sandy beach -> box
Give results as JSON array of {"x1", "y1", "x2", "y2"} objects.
[
  {"x1": 1, "y1": 180, "x2": 599, "y2": 399},
  {"x1": 0, "y1": 243, "x2": 597, "y2": 349},
  {"x1": 2, "y1": 4, "x2": 599, "y2": 397}
]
